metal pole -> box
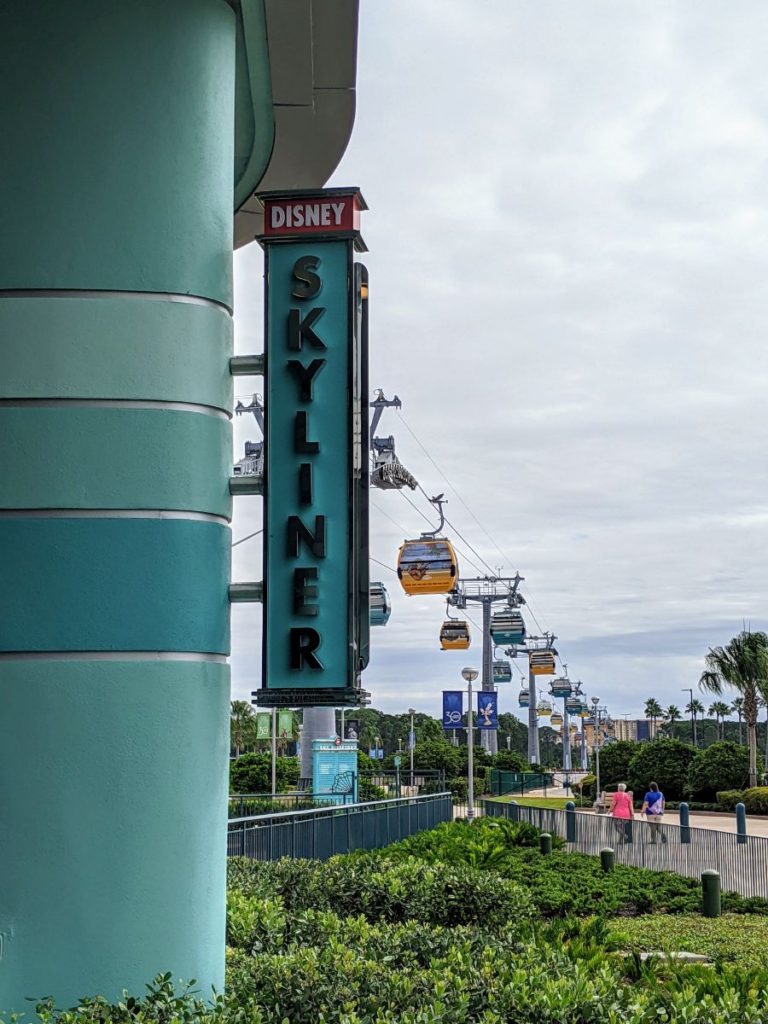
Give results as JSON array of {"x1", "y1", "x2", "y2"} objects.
[
  {"x1": 480, "y1": 598, "x2": 496, "y2": 754},
  {"x1": 595, "y1": 742, "x2": 601, "y2": 802},
  {"x1": 409, "y1": 708, "x2": 415, "y2": 787},
  {"x1": 527, "y1": 662, "x2": 540, "y2": 763},
  {"x1": 271, "y1": 706, "x2": 277, "y2": 796},
  {"x1": 467, "y1": 679, "x2": 474, "y2": 821},
  {"x1": 562, "y1": 701, "x2": 571, "y2": 772}
]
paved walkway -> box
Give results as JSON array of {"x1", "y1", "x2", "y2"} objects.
[{"x1": 516, "y1": 786, "x2": 768, "y2": 837}]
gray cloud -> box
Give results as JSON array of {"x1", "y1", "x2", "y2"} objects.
[{"x1": 230, "y1": 1, "x2": 768, "y2": 724}]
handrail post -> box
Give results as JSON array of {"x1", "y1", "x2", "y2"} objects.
[
  {"x1": 736, "y1": 802, "x2": 747, "y2": 845},
  {"x1": 565, "y1": 800, "x2": 576, "y2": 843},
  {"x1": 679, "y1": 801, "x2": 690, "y2": 844}
]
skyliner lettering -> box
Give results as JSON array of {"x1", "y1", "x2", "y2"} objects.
[
  {"x1": 258, "y1": 186, "x2": 367, "y2": 706},
  {"x1": 286, "y1": 254, "x2": 327, "y2": 672}
]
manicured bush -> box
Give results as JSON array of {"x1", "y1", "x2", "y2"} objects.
[
  {"x1": 492, "y1": 749, "x2": 529, "y2": 772},
  {"x1": 447, "y1": 775, "x2": 487, "y2": 802},
  {"x1": 359, "y1": 777, "x2": 387, "y2": 801},
  {"x1": 717, "y1": 789, "x2": 745, "y2": 811},
  {"x1": 687, "y1": 742, "x2": 750, "y2": 802},
  {"x1": 412, "y1": 737, "x2": 461, "y2": 775},
  {"x1": 229, "y1": 753, "x2": 300, "y2": 794},
  {"x1": 230, "y1": 851, "x2": 534, "y2": 929},
  {"x1": 741, "y1": 786, "x2": 768, "y2": 814},
  {"x1": 575, "y1": 772, "x2": 597, "y2": 799},
  {"x1": 627, "y1": 739, "x2": 697, "y2": 802}
]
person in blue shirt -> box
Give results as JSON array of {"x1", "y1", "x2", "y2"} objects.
[{"x1": 641, "y1": 781, "x2": 667, "y2": 844}]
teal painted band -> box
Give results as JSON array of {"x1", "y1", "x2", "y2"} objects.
[
  {"x1": 0, "y1": 1, "x2": 237, "y2": 305},
  {"x1": 0, "y1": 659, "x2": 228, "y2": 1011},
  {"x1": 0, "y1": 408, "x2": 232, "y2": 518},
  {"x1": 0, "y1": 519, "x2": 230, "y2": 653},
  {"x1": 0, "y1": 297, "x2": 233, "y2": 410}
]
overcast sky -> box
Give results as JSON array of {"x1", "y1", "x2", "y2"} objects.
[{"x1": 231, "y1": 1, "x2": 768, "y2": 723}]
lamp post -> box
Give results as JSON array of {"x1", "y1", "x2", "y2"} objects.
[
  {"x1": 591, "y1": 697, "x2": 601, "y2": 800},
  {"x1": 462, "y1": 667, "x2": 479, "y2": 821},
  {"x1": 408, "y1": 707, "x2": 416, "y2": 787},
  {"x1": 683, "y1": 687, "x2": 696, "y2": 747}
]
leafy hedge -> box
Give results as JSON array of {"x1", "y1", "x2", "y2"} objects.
[{"x1": 15, "y1": 818, "x2": 768, "y2": 1023}]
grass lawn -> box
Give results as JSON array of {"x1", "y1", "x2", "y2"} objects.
[
  {"x1": 608, "y1": 914, "x2": 768, "y2": 968},
  {"x1": 487, "y1": 795, "x2": 572, "y2": 809}
]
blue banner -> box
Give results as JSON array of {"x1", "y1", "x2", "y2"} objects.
[
  {"x1": 442, "y1": 690, "x2": 463, "y2": 729},
  {"x1": 477, "y1": 692, "x2": 498, "y2": 730}
]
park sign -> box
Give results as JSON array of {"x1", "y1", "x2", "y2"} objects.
[{"x1": 255, "y1": 188, "x2": 370, "y2": 708}]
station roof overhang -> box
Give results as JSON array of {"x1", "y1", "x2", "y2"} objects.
[{"x1": 231, "y1": 0, "x2": 359, "y2": 249}]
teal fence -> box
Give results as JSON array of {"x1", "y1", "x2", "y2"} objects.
[
  {"x1": 228, "y1": 792, "x2": 453, "y2": 861},
  {"x1": 489, "y1": 771, "x2": 553, "y2": 797},
  {"x1": 483, "y1": 799, "x2": 768, "y2": 899}
]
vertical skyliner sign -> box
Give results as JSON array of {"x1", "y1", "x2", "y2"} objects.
[{"x1": 255, "y1": 188, "x2": 370, "y2": 708}]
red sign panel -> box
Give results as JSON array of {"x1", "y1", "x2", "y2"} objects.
[{"x1": 263, "y1": 194, "x2": 361, "y2": 238}]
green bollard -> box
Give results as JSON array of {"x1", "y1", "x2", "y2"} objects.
[
  {"x1": 565, "y1": 800, "x2": 576, "y2": 843},
  {"x1": 540, "y1": 832, "x2": 552, "y2": 855},
  {"x1": 679, "y1": 801, "x2": 691, "y2": 844},
  {"x1": 736, "y1": 802, "x2": 747, "y2": 845},
  {"x1": 702, "y1": 870, "x2": 721, "y2": 918},
  {"x1": 600, "y1": 847, "x2": 615, "y2": 872}
]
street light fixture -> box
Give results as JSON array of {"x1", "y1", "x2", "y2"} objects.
[
  {"x1": 462, "y1": 667, "x2": 479, "y2": 821},
  {"x1": 591, "y1": 697, "x2": 602, "y2": 801}
]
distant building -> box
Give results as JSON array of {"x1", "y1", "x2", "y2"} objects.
[{"x1": 614, "y1": 718, "x2": 659, "y2": 742}]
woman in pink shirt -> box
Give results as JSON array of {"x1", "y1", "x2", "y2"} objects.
[{"x1": 609, "y1": 783, "x2": 634, "y2": 844}]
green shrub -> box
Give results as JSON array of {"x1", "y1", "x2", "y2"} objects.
[
  {"x1": 492, "y1": 749, "x2": 529, "y2": 772},
  {"x1": 575, "y1": 772, "x2": 597, "y2": 798},
  {"x1": 627, "y1": 739, "x2": 697, "y2": 801},
  {"x1": 229, "y1": 753, "x2": 300, "y2": 794},
  {"x1": 359, "y1": 777, "x2": 387, "y2": 801},
  {"x1": 741, "y1": 786, "x2": 768, "y2": 814},
  {"x1": 412, "y1": 738, "x2": 461, "y2": 775},
  {"x1": 447, "y1": 775, "x2": 487, "y2": 802},
  {"x1": 717, "y1": 789, "x2": 745, "y2": 811},
  {"x1": 590, "y1": 740, "x2": 636, "y2": 789},
  {"x1": 687, "y1": 743, "x2": 750, "y2": 802}
]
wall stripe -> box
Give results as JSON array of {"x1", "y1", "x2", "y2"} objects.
[
  {"x1": 0, "y1": 518, "x2": 230, "y2": 654},
  {"x1": 0, "y1": 296, "x2": 233, "y2": 410},
  {"x1": 0, "y1": 408, "x2": 232, "y2": 517}
]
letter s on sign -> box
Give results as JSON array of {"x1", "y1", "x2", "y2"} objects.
[{"x1": 291, "y1": 255, "x2": 322, "y2": 299}]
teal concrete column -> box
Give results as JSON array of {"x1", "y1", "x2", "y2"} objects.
[{"x1": 0, "y1": 1, "x2": 251, "y2": 1009}]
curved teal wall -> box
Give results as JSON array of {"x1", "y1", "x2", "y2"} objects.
[
  {"x1": 0, "y1": 660, "x2": 229, "y2": 1012},
  {"x1": 0, "y1": 0, "x2": 235, "y2": 306},
  {"x1": 0, "y1": 0, "x2": 261, "y2": 1007}
]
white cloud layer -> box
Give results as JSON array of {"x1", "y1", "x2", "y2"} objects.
[{"x1": 231, "y1": 1, "x2": 768, "y2": 722}]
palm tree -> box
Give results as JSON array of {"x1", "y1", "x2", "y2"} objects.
[
  {"x1": 685, "y1": 699, "x2": 705, "y2": 748},
  {"x1": 230, "y1": 700, "x2": 256, "y2": 757},
  {"x1": 663, "y1": 704, "x2": 682, "y2": 739},
  {"x1": 709, "y1": 700, "x2": 732, "y2": 741},
  {"x1": 644, "y1": 698, "x2": 664, "y2": 739},
  {"x1": 732, "y1": 697, "x2": 745, "y2": 746},
  {"x1": 700, "y1": 630, "x2": 768, "y2": 788}
]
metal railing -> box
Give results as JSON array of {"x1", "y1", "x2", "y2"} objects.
[
  {"x1": 229, "y1": 792, "x2": 325, "y2": 818},
  {"x1": 483, "y1": 800, "x2": 768, "y2": 898},
  {"x1": 228, "y1": 792, "x2": 453, "y2": 861},
  {"x1": 489, "y1": 771, "x2": 554, "y2": 797}
]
